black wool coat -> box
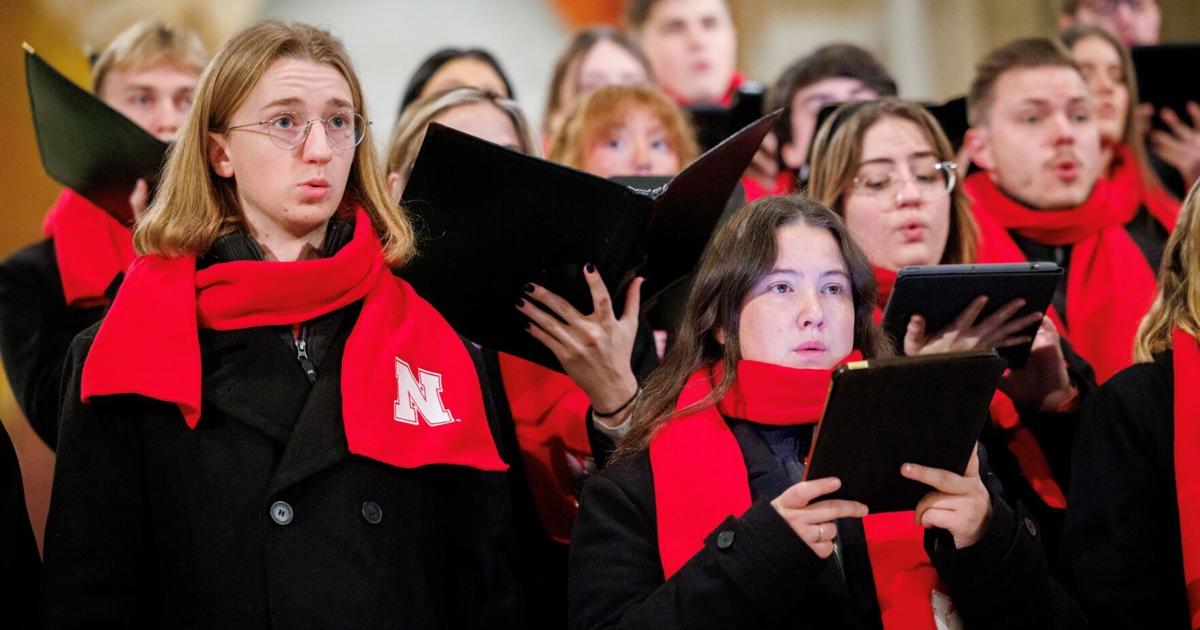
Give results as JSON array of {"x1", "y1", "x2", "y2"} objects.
[
  {"x1": 41, "y1": 231, "x2": 523, "y2": 629},
  {"x1": 0, "y1": 421, "x2": 40, "y2": 629},
  {"x1": 568, "y1": 421, "x2": 1086, "y2": 630},
  {"x1": 1062, "y1": 351, "x2": 1192, "y2": 629},
  {"x1": 0, "y1": 239, "x2": 111, "y2": 448}
]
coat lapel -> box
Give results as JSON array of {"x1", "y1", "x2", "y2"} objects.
[{"x1": 199, "y1": 327, "x2": 309, "y2": 444}]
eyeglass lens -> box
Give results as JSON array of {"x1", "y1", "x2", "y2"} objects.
[
  {"x1": 269, "y1": 112, "x2": 364, "y2": 150},
  {"x1": 854, "y1": 157, "x2": 953, "y2": 198}
]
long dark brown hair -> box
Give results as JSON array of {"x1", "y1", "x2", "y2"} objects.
[{"x1": 614, "y1": 195, "x2": 891, "y2": 459}]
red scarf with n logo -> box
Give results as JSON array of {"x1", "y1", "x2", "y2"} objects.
[
  {"x1": 967, "y1": 147, "x2": 1178, "y2": 383},
  {"x1": 81, "y1": 207, "x2": 505, "y2": 471},
  {"x1": 41, "y1": 188, "x2": 135, "y2": 308},
  {"x1": 649, "y1": 358, "x2": 944, "y2": 629},
  {"x1": 1172, "y1": 328, "x2": 1200, "y2": 629}
]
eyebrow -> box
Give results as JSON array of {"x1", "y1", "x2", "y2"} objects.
[
  {"x1": 858, "y1": 150, "x2": 939, "y2": 167},
  {"x1": 764, "y1": 268, "x2": 851, "y2": 279},
  {"x1": 261, "y1": 96, "x2": 354, "y2": 111}
]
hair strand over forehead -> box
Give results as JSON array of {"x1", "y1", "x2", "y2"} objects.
[{"x1": 134, "y1": 20, "x2": 414, "y2": 267}]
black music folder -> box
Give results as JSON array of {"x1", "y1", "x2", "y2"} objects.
[
  {"x1": 804, "y1": 350, "x2": 1006, "y2": 513},
  {"x1": 400, "y1": 111, "x2": 779, "y2": 370},
  {"x1": 1133, "y1": 44, "x2": 1200, "y2": 133},
  {"x1": 686, "y1": 81, "x2": 767, "y2": 151},
  {"x1": 24, "y1": 43, "x2": 168, "y2": 226}
]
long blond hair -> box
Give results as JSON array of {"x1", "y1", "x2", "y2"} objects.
[
  {"x1": 385, "y1": 86, "x2": 538, "y2": 196},
  {"x1": 1135, "y1": 179, "x2": 1200, "y2": 360},
  {"x1": 134, "y1": 21, "x2": 414, "y2": 267}
]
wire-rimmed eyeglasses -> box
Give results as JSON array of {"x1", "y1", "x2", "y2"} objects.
[
  {"x1": 225, "y1": 111, "x2": 369, "y2": 151},
  {"x1": 851, "y1": 159, "x2": 957, "y2": 201}
]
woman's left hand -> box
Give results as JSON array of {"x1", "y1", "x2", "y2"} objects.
[
  {"x1": 517, "y1": 265, "x2": 641, "y2": 427},
  {"x1": 901, "y1": 445, "x2": 992, "y2": 549}
]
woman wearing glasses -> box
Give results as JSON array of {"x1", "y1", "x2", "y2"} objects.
[
  {"x1": 807, "y1": 98, "x2": 1093, "y2": 561},
  {"x1": 41, "y1": 21, "x2": 520, "y2": 629}
]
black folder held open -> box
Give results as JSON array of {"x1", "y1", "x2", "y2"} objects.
[
  {"x1": 803, "y1": 350, "x2": 1006, "y2": 513},
  {"x1": 399, "y1": 111, "x2": 780, "y2": 371},
  {"x1": 24, "y1": 43, "x2": 168, "y2": 226}
]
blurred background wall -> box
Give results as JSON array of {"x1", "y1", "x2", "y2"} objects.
[{"x1": 2, "y1": 0, "x2": 1199, "y2": 550}]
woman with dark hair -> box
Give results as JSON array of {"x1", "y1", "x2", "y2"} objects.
[
  {"x1": 807, "y1": 97, "x2": 1094, "y2": 561},
  {"x1": 568, "y1": 195, "x2": 1081, "y2": 629},
  {"x1": 542, "y1": 27, "x2": 652, "y2": 154},
  {"x1": 397, "y1": 47, "x2": 515, "y2": 116}
]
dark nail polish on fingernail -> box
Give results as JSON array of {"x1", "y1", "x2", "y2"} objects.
[
  {"x1": 515, "y1": 298, "x2": 525, "y2": 307},
  {"x1": 523, "y1": 283, "x2": 534, "y2": 293},
  {"x1": 585, "y1": 262, "x2": 595, "y2": 273}
]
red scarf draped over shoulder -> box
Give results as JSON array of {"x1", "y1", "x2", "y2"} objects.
[
  {"x1": 80, "y1": 207, "x2": 505, "y2": 471},
  {"x1": 498, "y1": 352, "x2": 593, "y2": 543},
  {"x1": 1172, "y1": 329, "x2": 1200, "y2": 628},
  {"x1": 967, "y1": 146, "x2": 1178, "y2": 383},
  {"x1": 42, "y1": 188, "x2": 135, "y2": 308},
  {"x1": 872, "y1": 266, "x2": 1067, "y2": 509},
  {"x1": 649, "y1": 357, "x2": 944, "y2": 629}
]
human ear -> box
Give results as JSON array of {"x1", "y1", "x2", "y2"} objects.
[
  {"x1": 963, "y1": 127, "x2": 995, "y2": 172},
  {"x1": 208, "y1": 131, "x2": 235, "y2": 178},
  {"x1": 386, "y1": 171, "x2": 403, "y2": 202}
]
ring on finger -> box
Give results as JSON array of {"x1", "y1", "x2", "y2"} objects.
[{"x1": 816, "y1": 524, "x2": 825, "y2": 544}]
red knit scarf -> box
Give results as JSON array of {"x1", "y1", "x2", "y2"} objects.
[
  {"x1": 498, "y1": 352, "x2": 592, "y2": 543},
  {"x1": 1172, "y1": 328, "x2": 1200, "y2": 628},
  {"x1": 41, "y1": 188, "x2": 135, "y2": 308},
  {"x1": 649, "y1": 357, "x2": 945, "y2": 629},
  {"x1": 80, "y1": 207, "x2": 505, "y2": 471},
  {"x1": 966, "y1": 148, "x2": 1177, "y2": 383},
  {"x1": 871, "y1": 266, "x2": 1066, "y2": 509}
]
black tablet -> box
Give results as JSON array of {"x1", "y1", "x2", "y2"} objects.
[
  {"x1": 880, "y1": 262, "x2": 1062, "y2": 368},
  {"x1": 803, "y1": 350, "x2": 1006, "y2": 513}
]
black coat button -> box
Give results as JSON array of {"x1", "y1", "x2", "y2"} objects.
[
  {"x1": 1024, "y1": 516, "x2": 1038, "y2": 537},
  {"x1": 270, "y1": 501, "x2": 294, "y2": 526},
  {"x1": 361, "y1": 501, "x2": 383, "y2": 525},
  {"x1": 716, "y1": 530, "x2": 735, "y2": 550}
]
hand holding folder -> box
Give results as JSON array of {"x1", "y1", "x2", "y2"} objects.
[
  {"x1": 399, "y1": 111, "x2": 780, "y2": 371},
  {"x1": 803, "y1": 350, "x2": 1006, "y2": 514},
  {"x1": 24, "y1": 44, "x2": 168, "y2": 226}
]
